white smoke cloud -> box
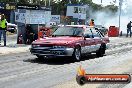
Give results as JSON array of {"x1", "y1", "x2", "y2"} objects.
[{"x1": 91, "y1": 0, "x2": 132, "y2": 34}]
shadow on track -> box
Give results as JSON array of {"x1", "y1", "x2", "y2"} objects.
[{"x1": 23, "y1": 53, "x2": 100, "y2": 65}]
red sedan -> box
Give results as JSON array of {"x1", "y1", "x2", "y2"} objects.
[{"x1": 30, "y1": 25, "x2": 109, "y2": 61}]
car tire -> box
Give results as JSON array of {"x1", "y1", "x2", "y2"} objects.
[
  {"x1": 11, "y1": 30, "x2": 15, "y2": 33},
  {"x1": 36, "y1": 55, "x2": 43, "y2": 61},
  {"x1": 96, "y1": 44, "x2": 106, "y2": 57},
  {"x1": 72, "y1": 47, "x2": 81, "y2": 61}
]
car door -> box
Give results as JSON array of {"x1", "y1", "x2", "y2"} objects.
[
  {"x1": 82, "y1": 27, "x2": 95, "y2": 54},
  {"x1": 90, "y1": 28, "x2": 102, "y2": 51}
]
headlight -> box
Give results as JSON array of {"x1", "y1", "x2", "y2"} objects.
[{"x1": 53, "y1": 46, "x2": 66, "y2": 48}]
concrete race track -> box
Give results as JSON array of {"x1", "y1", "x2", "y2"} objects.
[{"x1": 0, "y1": 36, "x2": 132, "y2": 88}]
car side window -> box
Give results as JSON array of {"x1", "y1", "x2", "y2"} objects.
[
  {"x1": 91, "y1": 28, "x2": 101, "y2": 37},
  {"x1": 84, "y1": 28, "x2": 93, "y2": 38},
  {"x1": 73, "y1": 27, "x2": 84, "y2": 36}
]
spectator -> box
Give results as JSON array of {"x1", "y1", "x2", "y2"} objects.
[
  {"x1": 25, "y1": 24, "x2": 34, "y2": 44},
  {"x1": 126, "y1": 21, "x2": 132, "y2": 37},
  {"x1": 89, "y1": 19, "x2": 95, "y2": 26},
  {"x1": 0, "y1": 14, "x2": 7, "y2": 46}
]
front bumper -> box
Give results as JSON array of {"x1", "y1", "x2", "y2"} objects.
[{"x1": 30, "y1": 47, "x2": 74, "y2": 57}]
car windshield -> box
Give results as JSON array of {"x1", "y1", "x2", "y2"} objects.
[{"x1": 52, "y1": 26, "x2": 84, "y2": 37}]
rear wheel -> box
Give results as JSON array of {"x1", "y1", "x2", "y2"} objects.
[
  {"x1": 72, "y1": 47, "x2": 81, "y2": 61},
  {"x1": 96, "y1": 44, "x2": 106, "y2": 57},
  {"x1": 10, "y1": 30, "x2": 15, "y2": 33}
]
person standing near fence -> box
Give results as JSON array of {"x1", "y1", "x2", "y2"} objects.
[{"x1": 0, "y1": 14, "x2": 7, "y2": 46}]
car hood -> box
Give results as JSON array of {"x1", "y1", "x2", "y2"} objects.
[{"x1": 33, "y1": 36, "x2": 82, "y2": 45}]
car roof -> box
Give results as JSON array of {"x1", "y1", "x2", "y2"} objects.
[{"x1": 7, "y1": 23, "x2": 17, "y2": 27}]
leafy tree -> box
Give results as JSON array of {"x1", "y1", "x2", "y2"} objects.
[
  {"x1": 91, "y1": 3, "x2": 103, "y2": 12},
  {"x1": 104, "y1": 5, "x2": 118, "y2": 13},
  {"x1": 80, "y1": 0, "x2": 92, "y2": 4},
  {"x1": 18, "y1": 0, "x2": 29, "y2": 4},
  {"x1": 0, "y1": 0, "x2": 118, "y2": 15}
]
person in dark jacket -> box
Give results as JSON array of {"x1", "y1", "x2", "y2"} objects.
[
  {"x1": 25, "y1": 24, "x2": 34, "y2": 44},
  {"x1": 126, "y1": 21, "x2": 132, "y2": 37}
]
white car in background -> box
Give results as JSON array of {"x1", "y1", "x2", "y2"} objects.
[{"x1": 7, "y1": 23, "x2": 17, "y2": 33}]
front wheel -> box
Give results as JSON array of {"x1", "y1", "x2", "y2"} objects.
[
  {"x1": 36, "y1": 55, "x2": 44, "y2": 61},
  {"x1": 72, "y1": 47, "x2": 81, "y2": 61}
]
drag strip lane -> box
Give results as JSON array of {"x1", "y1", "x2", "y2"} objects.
[{"x1": 0, "y1": 38, "x2": 132, "y2": 88}]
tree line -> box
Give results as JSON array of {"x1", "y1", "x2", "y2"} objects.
[{"x1": 0, "y1": 0, "x2": 118, "y2": 15}]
